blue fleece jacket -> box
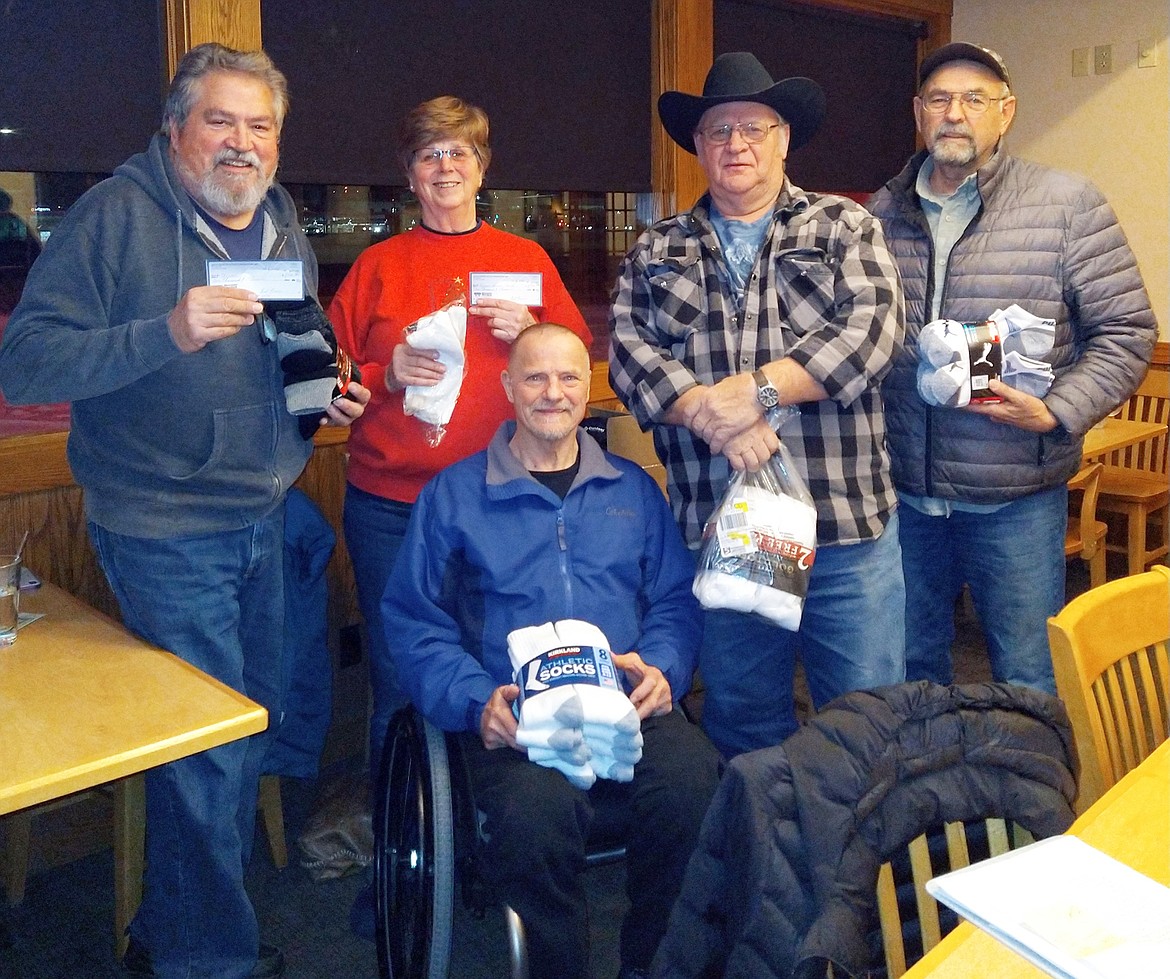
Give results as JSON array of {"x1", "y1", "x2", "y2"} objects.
[
  {"x1": 0, "y1": 133, "x2": 317, "y2": 537},
  {"x1": 383, "y1": 423, "x2": 703, "y2": 734}
]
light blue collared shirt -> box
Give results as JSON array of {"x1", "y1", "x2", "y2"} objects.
[{"x1": 902, "y1": 155, "x2": 1006, "y2": 517}]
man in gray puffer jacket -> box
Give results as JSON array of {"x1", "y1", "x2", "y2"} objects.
[{"x1": 868, "y1": 43, "x2": 1156, "y2": 696}]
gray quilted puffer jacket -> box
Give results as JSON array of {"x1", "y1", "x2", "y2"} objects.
[{"x1": 868, "y1": 149, "x2": 1156, "y2": 504}]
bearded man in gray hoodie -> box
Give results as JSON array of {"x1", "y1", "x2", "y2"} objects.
[{"x1": 0, "y1": 44, "x2": 368, "y2": 979}]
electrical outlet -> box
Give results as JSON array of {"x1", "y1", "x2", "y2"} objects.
[
  {"x1": 1094, "y1": 44, "x2": 1112, "y2": 74},
  {"x1": 1072, "y1": 47, "x2": 1090, "y2": 77},
  {"x1": 1138, "y1": 38, "x2": 1158, "y2": 68}
]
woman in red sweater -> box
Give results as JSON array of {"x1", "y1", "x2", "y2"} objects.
[{"x1": 328, "y1": 95, "x2": 590, "y2": 775}]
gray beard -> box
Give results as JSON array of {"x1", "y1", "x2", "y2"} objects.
[
  {"x1": 929, "y1": 132, "x2": 977, "y2": 169},
  {"x1": 181, "y1": 161, "x2": 274, "y2": 219}
]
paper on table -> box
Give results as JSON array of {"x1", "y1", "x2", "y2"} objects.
[{"x1": 926, "y1": 835, "x2": 1170, "y2": 979}]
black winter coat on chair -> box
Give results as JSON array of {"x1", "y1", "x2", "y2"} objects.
[{"x1": 652, "y1": 681, "x2": 1079, "y2": 979}]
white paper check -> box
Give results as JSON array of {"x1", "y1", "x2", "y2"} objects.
[
  {"x1": 206, "y1": 260, "x2": 305, "y2": 301},
  {"x1": 469, "y1": 271, "x2": 543, "y2": 307}
]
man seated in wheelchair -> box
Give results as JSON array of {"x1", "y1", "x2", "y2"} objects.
[{"x1": 385, "y1": 322, "x2": 723, "y2": 979}]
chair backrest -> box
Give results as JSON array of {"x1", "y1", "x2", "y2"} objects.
[
  {"x1": 1064, "y1": 462, "x2": 1107, "y2": 586},
  {"x1": 1065, "y1": 462, "x2": 1104, "y2": 552},
  {"x1": 606, "y1": 412, "x2": 668, "y2": 496},
  {"x1": 1048, "y1": 564, "x2": 1170, "y2": 811},
  {"x1": 877, "y1": 818, "x2": 1035, "y2": 977},
  {"x1": 1108, "y1": 369, "x2": 1169, "y2": 475}
]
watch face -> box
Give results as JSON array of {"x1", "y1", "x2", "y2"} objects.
[{"x1": 755, "y1": 371, "x2": 779, "y2": 408}]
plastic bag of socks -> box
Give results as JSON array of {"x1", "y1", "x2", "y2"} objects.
[
  {"x1": 402, "y1": 301, "x2": 467, "y2": 446},
  {"x1": 693, "y1": 433, "x2": 817, "y2": 631}
]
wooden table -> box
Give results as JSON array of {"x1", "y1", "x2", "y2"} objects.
[
  {"x1": 904, "y1": 739, "x2": 1170, "y2": 977},
  {"x1": 0, "y1": 582, "x2": 268, "y2": 951},
  {"x1": 1081, "y1": 416, "x2": 1167, "y2": 461}
]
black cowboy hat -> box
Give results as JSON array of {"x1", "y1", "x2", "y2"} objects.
[{"x1": 657, "y1": 51, "x2": 826, "y2": 155}]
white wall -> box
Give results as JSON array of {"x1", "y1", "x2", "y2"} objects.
[{"x1": 953, "y1": 0, "x2": 1169, "y2": 340}]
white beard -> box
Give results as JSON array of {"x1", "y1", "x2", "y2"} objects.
[{"x1": 179, "y1": 150, "x2": 275, "y2": 219}]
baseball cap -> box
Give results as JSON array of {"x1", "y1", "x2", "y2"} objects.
[{"x1": 919, "y1": 42, "x2": 1011, "y2": 89}]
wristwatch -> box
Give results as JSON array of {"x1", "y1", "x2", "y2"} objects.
[{"x1": 753, "y1": 369, "x2": 780, "y2": 410}]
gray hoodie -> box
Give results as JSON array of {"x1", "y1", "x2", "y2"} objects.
[{"x1": 0, "y1": 133, "x2": 317, "y2": 538}]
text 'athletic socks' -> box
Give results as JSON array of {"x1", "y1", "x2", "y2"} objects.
[
  {"x1": 510, "y1": 620, "x2": 644, "y2": 785},
  {"x1": 509, "y1": 623, "x2": 595, "y2": 788}
]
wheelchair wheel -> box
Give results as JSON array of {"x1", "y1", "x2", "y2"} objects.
[{"x1": 374, "y1": 708, "x2": 455, "y2": 979}]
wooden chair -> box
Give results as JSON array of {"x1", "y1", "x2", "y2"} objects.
[
  {"x1": 1065, "y1": 462, "x2": 1108, "y2": 588},
  {"x1": 1097, "y1": 370, "x2": 1169, "y2": 576},
  {"x1": 606, "y1": 412, "x2": 668, "y2": 497},
  {"x1": 3, "y1": 773, "x2": 286, "y2": 957},
  {"x1": 877, "y1": 818, "x2": 1034, "y2": 977},
  {"x1": 1047, "y1": 565, "x2": 1170, "y2": 812}
]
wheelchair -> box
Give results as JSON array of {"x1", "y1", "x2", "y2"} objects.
[{"x1": 373, "y1": 707, "x2": 627, "y2": 979}]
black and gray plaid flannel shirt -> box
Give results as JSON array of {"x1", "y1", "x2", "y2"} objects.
[{"x1": 608, "y1": 182, "x2": 905, "y2": 548}]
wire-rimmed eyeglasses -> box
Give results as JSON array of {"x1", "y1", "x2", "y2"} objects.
[
  {"x1": 920, "y1": 92, "x2": 1009, "y2": 115},
  {"x1": 413, "y1": 146, "x2": 476, "y2": 166},
  {"x1": 695, "y1": 122, "x2": 780, "y2": 145}
]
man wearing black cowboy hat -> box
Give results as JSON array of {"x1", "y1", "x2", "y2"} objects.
[
  {"x1": 869, "y1": 44, "x2": 1155, "y2": 696},
  {"x1": 609, "y1": 52, "x2": 907, "y2": 758}
]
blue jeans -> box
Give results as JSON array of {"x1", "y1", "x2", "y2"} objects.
[
  {"x1": 89, "y1": 508, "x2": 284, "y2": 979},
  {"x1": 899, "y1": 486, "x2": 1066, "y2": 695},
  {"x1": 343, "y1": 484, "x2": 412, "y2": 776},
  {"x1": 698, "y1": 511, "x2": 906, "y2": 757}
]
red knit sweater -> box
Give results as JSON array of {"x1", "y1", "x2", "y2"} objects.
[{"x1": 328, "y1": 222, "x2": 591, "y2": 503}]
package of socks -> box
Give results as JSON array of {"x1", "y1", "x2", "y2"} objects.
[
  {"x1": 917, "y1": 308, "x2": 1055, "y2": 408},
  {"x1": 692, "y1": 439, "x2": 817, "y2": 631},
  {"x1": 402, "y1": 298, "x2": 468, "y2": 446},
  {"x1": 917, "y1": 318, "x2": 1002, "y2": 407},
  {"x1": 266, "y1": 298, "x2": 362, "y2": 435},
  {"x1": 508, "y1": 620, "x2": 644, "y2": 788}
]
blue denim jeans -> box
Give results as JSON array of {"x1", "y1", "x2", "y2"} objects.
[
  {"x1": 89, "y1": 507, "x2": 284, "y2": 979},
  {"x1": 899, "y1": 486, "x2": 1066, "y2": 695},
  {"x1": 343, "y1": 483, "x2": 412, "y2": 776},
  {"x1": 698, "y1": 511, "x2": 906, "y2": 757}
]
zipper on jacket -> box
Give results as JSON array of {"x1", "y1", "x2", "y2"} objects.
[{"x1": 556, "y1": 510, "x2": 573, "y2": 615}]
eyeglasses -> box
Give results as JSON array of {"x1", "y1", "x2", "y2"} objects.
[
  {"x1": 695, "y1": 122, "x2": 780, "y2": 145},
  {"x1": 920, "y1": 92, "x2": 1009, "y2": 115},
  {"x1": 413, "y1": 145, "x2": 476, "y2": 166}
]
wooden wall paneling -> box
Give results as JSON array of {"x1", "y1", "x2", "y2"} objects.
[
  {"x1": 652, "y1": 0, "x2": 714, "y2": 216},
  {"x1": 0, "y1": 483, "x2": 119, "y2": 621},
  {"x1": 162, "y1": 0, "x2": 262, "y2": 79}
]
